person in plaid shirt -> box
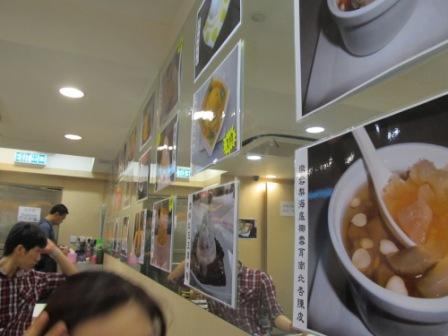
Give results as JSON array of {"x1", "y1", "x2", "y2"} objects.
[
  {"x1": 168, "y1": 261, "x2": 297, "y2": 335},
  {"x1": 0, "y1": 222, "x2": 77, "y2": 336}
]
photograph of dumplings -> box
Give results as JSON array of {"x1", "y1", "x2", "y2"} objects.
[
  {"x1": 191, "y1": 42, "x2": 241, "y2": 175},
  {"x1": 195, "y1": 0, "x2": 241, "y2": 80},
  {"x1": 186, "y1": 181, "x2": 238, "y2": 307},
  {"x1": 150, "y1": 198, "x2": 174, "y2": 272}
]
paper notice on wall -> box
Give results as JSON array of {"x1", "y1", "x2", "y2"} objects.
[
  {"x1": 280, "y1": 201, "x2": 294, "y2": 217},
  {"x1": 17, "y1": 206, "x2": 41, "y2": 223}
]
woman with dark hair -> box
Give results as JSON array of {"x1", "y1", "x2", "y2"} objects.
[{"x1": 26, "y1": 271, "x2": 166, "y2": 336}]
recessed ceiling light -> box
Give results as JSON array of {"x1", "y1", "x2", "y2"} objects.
[
  {"x1": 266, "y1": 175, "x2": 277, "y2": 179},
  {"x1": 306, "y1": 126, "x2": 325, "y2": 134},
  {"x1": 59, "y1": 87, "x2": 84, "y2": 98},
  {"x1": 246, "y1": 154, "x2": 262, "y2": 161},
  {"x1": 64, "y1": 134, "x2": 82, "y2": 141}
]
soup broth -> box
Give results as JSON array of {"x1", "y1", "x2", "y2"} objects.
[{"x1": 343, "y1": 160, "x2": 448, "y2": 298}]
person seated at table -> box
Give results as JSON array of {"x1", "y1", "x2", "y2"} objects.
[
  {"x1": 168, "y1": 260, "x2": 300, "y2": 336},
  {"x1": 0, "y1": 222, "x2": 77, "y2": 335}
]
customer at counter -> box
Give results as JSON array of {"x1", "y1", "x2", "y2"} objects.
[
  {"x1": 0, "y1": 222, "x2": 77, "y2": 336},
  {"x1": 168, "y1": 260, "x2": 299, "y2": 336},
  {"x1": 36, "y1": 204, "x2": 69, "y2": 273}
]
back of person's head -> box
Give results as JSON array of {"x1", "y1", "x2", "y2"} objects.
[
  {"x1": 49, "y1": 204, "x2": 69, "y2": 216},
  {"x1": 44, "y1": 271, "x2": 166, "y2": 336},
  {"x1": 3, "y1": 222, "x2": 47, "y2": 256}
]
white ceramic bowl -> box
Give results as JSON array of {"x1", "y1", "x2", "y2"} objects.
[
  {"x1": 327, "y1": 0, "x2": 416, "y2": 56},
  {"x1": 328, "y1": 143, "x2": 448, "y2": 323}
]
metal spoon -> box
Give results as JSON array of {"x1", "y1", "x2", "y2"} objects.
[{"x1": 352, "y1": 126, "x2": 416, "y2": 248}]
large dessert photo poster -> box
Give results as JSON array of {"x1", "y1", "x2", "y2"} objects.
[
  {"x1": 195, "y1": 0, "x2": 241, "y2": 81},
  {"x1": 156, "y1": 116, "x2": 178, "y2": 191},
  {"x1": 185, "y1": 181, "x2": 239, "y2": 308},
  {"x1": 191, "y1": 41, "x2": 242, "y2": 174},
  {"x1": 293, "y1": 93, "x2": 448, "y2": 335},
  {"x1": 295, "y1": 0, "x2": 448, "y2": 118},
  {"x1": 120, "y1": 216, "x2": 130, "y2": 260},
  {"x1": 159, "y1": 46, "x2": 182, "y2": 125},
  {"x1": 131, "y1": 210, "x2": 147, "y2": 265},
  {"x1": 137, "y1": 149, "x2": 150, "y2": 201},
  {"x1": 150, "y1": 198, "x2": 175, "y2": 272},
  {"x1": 140, "y1": 94, "x2": 155, "y2": 149}
]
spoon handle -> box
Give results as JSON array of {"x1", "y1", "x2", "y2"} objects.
[
  {"x1": 352, "y1": 126, "x2": 391, "y2": 187},
  {"x1": 352, "y1": 126, "x2": 416, "y2": 248}
]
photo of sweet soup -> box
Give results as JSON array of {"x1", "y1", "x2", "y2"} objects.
[
  {"x1": 337, "y1": 0, "x2": 375, "y2": 11},
  {"x1": 343, "y1": 160, "x2": 448, "y2": 298}
]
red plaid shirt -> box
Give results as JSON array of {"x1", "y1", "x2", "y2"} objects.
[
  {"x1": 0, "y1": 269, "x2": 65, "y2": 336},
  {"x1": 207, "y1": 266, "x2": 284, "y2": 336}
]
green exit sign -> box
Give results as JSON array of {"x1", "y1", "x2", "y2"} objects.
[
  {"x1": 176, "y1": 166, "x2": 191, "y2": 179},
  {"x1": 15, "y1": 151, "x2": 48, "y2": 166}
]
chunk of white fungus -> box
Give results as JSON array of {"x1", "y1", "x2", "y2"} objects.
[
  {"x1": 361, "y1": 238, "x2": 374, "y2": 249},
  {"x1": 351, "y1": 213, "x2": 367, "y2": 227},
  {"x1": 352, "y1": 248, "x2": 371, "y2": 270},
  {"x1": 386, "y1": 275, "x2": 408, "y2": 296},
  {"x1": 380, "y1": 239, "x2": 399, "y2": 255},
  {"x1": 350, "y1": 197, "x2": 361, "y2": 208}
]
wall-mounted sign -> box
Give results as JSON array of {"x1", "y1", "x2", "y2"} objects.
[
  {"x1": 280, "y1": 201, "x2": 294, "y2": 217},
  {"x1": 15, "y1": 151, "x2": 47, "y2": 166},
  {"x1": 294, "y1": 93, "x2": 448, "y2": 335},
  {"x1": 191, "y1": 41, "x2": 242, "y2": 175},
  {"x1": 17, "y1": 206, "x2": 41, "y2": 223},
  {"x1": 176, "y1": 166, "x2": 191, "y2": 179},
  {"x1": 295, "y1": 0, "x2": 448, "y2": 119}
]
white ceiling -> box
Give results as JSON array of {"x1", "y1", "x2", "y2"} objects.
[
  {"x1": 1, "y1": 0, "x2": 448, "y2": 180},
  {"x1": 0, "y1": 0, "x2": 195, "y2": 162}
]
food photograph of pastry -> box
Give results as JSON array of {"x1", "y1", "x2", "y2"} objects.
[
  {"x1": 160, "y1": 48, "x2": 181, "y2": 125},
  {"x1": 132, "y1": 209, "x2": 147, "y2": 265},
  {"x1": 127, "y1": 126, "x2": 137, "y2": 164},
  {"x1": 185, "y1": 181, "x2": 238, "y2": 307},
  {"x1": 191, "y1": 41, "x2": 241, "y2": 174},
  {"x1": 296, "y1": 0, "x2": 448, "y2": 118},
  {"x1": 294, "y1": 93, "x2": 448, "y2": 335},
  {"x1": 195, "y1": 0, "x2": 241, "y2": 80}
]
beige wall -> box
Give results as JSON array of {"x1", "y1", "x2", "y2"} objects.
[
  {"x1": 104, "y1": 255, "x2": 248, "y2": 336},
  {"x1": 0, "y1": 170, "x2": 106, "y2": 245},
  {"x1": 266, "y1": 179, "x2": 295, "y2": 318},
  {"x1": 238, "y1": 178, "x2": 266, "y2": 270}
]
